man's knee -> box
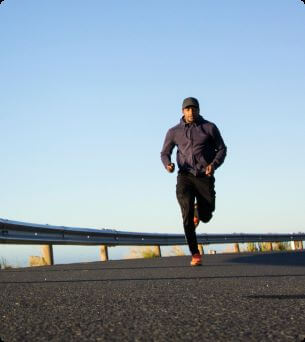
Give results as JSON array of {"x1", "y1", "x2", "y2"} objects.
[
  {"x1": 197, "y1": 205, "x2": 213, "y2": 223},
  {"x1": 200, "y1": 212, "x2": 213, "y2": 223}
]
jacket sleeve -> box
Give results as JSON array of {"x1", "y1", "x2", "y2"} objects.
[
  {"x1": 210, "y1": 124, "x2": 227, "y2": 170},
  {"x1": 160, "y1": 129, "x2": 176, "y2": 169}
]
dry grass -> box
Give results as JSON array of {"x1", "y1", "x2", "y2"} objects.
[
  {"x1": 0, "y1": 256, "x2": 12, "y2": 269},
  {"x1": 124, "y1": 246, "x2": 160, "y2": 259},
  {"x1": 168, "y1": 246, "x2": 185, "y2": 256},
  {"x1": 261, "y1": 242, "x2": 291, "y2": 251},
  {"x1": 29, "y1": 256, "x2": 48, "y2": 267},
  {"x1": 245, "y1": 242, "x2": 291, "y2": 252},
  {"x1": 246, "y1": 242, "x2": 259, "y2": 252},
  {"x1": 125, "y1": 245, "x2": 186, "y2": 259}
]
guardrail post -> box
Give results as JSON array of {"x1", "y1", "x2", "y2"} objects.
[
  {"x1": 41, "y1": 244, "x2": 54, "y2": 266},
  {"x1": 292, "y1": 241, "x2": 303, "y2": 250},
  {"x1": 198, "y1": 244, "x2": 204, "y2": 255},
  {"x1": 154, "y1": 245, "x2": 161, "y2": 257},
  {"x1": 100, "y1": 245, "x2": 109, "y2": 261},
  {"x1": 234, "y1": 243, "x2": 240, "y2": 253}
]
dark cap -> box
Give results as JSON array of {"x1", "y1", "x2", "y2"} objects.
[{"x1": 182, "y1": 97, "x2": 199, "y2": 109}]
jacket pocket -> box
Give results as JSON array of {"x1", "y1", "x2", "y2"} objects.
[
  {"x1": 177, "y1": 152, "x2": 185, "y2": 168},
  {"x1": 195, "y1": 153, "x2": 208, "y2": 170}
]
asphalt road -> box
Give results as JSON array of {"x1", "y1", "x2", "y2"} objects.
[{"x1": 1, "y1": 251, "x2": 305, "y2": 341}]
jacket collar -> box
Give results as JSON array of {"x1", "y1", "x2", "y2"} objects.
[{"x1": 180, "y1": 115, "x2": 204, "y2": 127}]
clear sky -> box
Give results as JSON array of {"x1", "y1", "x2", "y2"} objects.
[{"x1": 1, "y1": 1, "x2": 305, "y2": 265}]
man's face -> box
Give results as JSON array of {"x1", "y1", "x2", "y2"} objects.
[{"x1": 183, "y1": 106, "x2": 199, "y2": 124}]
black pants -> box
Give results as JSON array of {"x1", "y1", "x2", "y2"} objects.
[{"x1": 176, "y1": 171, "x2": 216, "y2": 255}]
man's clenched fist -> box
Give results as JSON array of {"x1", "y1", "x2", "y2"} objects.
[
  {"x1": 205, "y1": 164, "x2": 214, "y2": 177},
  {"x1": 166, "y1": 163, "x2": 175, "y2": 173}
]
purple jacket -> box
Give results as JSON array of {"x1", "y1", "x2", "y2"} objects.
[{"x1": 161, "y1": 115, "x2": 227, "y2": 176}]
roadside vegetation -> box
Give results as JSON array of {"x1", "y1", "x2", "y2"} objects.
[
  {"x1": 245, "y1": 242, "x2": 291, "y2": 252},
  {"x1": 0, "y1": 256, "x2": 13, "y2": 270},
  {"x1": 168, "y1": 246, "x2": 185, "y2": 256},
  {"x1": 125, "y1": 245, "x2": 185, "y2": 259},
  {"x1": 125, "y1": 246, "x2": 160, "y2": 259}
]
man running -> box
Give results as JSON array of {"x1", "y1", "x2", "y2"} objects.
[{"x1": 161, "y1": 97, "x2": 227, "y2": 266}]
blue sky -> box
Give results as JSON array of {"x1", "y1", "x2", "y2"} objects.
[{"x1": 1, "y1": 1, "x2": 305, "y2": 265}]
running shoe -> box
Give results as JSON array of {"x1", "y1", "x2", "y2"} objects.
[{"x1": 190, "y1": 253, "x2": 202, "y2": 266}]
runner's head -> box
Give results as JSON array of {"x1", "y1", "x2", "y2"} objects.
[{"x1": 182, "y1": 97, "x2": 200, "y2": 124}]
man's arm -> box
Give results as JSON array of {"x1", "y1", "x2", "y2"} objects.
[
  {"x1": 209, "y1": 124, "x2": 227, "y2": 173},
  {"x1": 161, "y1": 129, "x2": 176, "y2": 172}
]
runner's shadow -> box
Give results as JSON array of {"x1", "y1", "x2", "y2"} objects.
[{"x1": 228, "y1": 251, "x2": 305, "y2": 267}]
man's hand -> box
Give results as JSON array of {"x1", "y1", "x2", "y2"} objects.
[
  {"x1": 205, "y1": 164, "x2": 214, "y2": 177},
  {"x1": 166, "y1": 163, "x2": 175, "y2": 173}
]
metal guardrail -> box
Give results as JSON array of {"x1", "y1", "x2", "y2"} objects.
[{"x1": 1, "y1": 218, "x2": 305, "y2": 246}]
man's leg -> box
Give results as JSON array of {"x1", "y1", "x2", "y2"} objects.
[
  {"x1": 194, "y1": 175, "x2": 216, "y2": 223},
  {"x1": 176, "y1": 173, "x2": 200, "y2": 255},
  {"x1": 193, "y1": 203, "x2": 200, "y2": 228}
]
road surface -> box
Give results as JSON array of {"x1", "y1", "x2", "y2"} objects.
[{"x1": 1, "y1": 251, "x2": 305, "y2": 341}]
